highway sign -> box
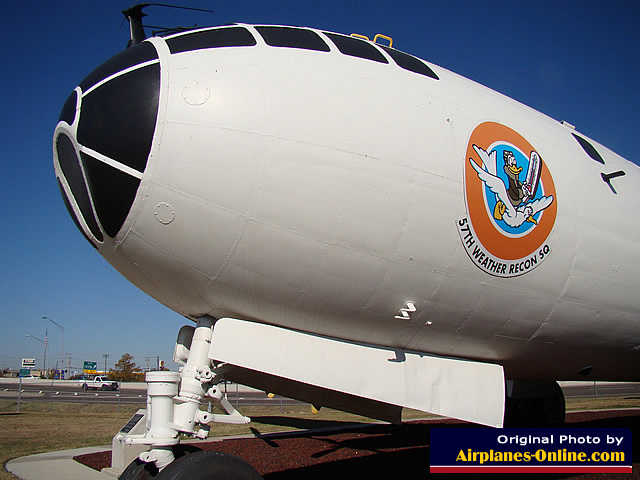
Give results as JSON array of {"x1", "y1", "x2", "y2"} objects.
[
  {"x1": 83, "y1": 361, "x2": 97, "y2": 374},
  {"x1": 22, "y1": 358, "x2": 36, "y2": 368}
]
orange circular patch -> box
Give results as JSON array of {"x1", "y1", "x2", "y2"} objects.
[{"x1": 464, "y1": 122, "x2": 557, "y2": 260}]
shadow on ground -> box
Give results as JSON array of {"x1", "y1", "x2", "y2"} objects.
[{"x1": 76, "y1": 410, "x2": 639, "y2": 479}]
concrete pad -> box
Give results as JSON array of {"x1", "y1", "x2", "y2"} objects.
[{"x1": 6, "y1": 446, "x2": 113, "y2": 480}]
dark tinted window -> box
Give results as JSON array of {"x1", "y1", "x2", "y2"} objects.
[
  {"x1": 167, "y1": 27, "x2": 256, "y2": 54},
  {"x1": 57, "y1": 179, "x2": 98, "y2": 249},
  {"x1": 256, "y1": 26, "x2": 330, "y2": 52},
  {"x1": 78, "y1": 63, "x2": 160, "y2": 174},
  {"x1": 324, "y1": 33, "x2": 388, "y2": 63},
  {"x1": 80, "y1": 152, "x2": 141, "y2": 238},
  {"x1": 79, "y1": 42, "x2": 158, "y2": 92},
  {"x1": 381, "y1": 46, "x2": 439, "y2": 79},
  {"x1": 56, "y1": 134, "x2": 103, "y2": 242},
  {"x1": 572, "y1": 133, "x2": 605, "y2": 164},
  {"x1": 58, "y1": 90, "x2": 77, "y2": 125}
]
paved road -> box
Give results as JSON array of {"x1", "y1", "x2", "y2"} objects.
[
  {"x1": 1, "y1": 380, "x2": 639, "y2": 407},
  {"x1": 0, "y1": 381, "x2": 305, "y2": 407},
  {"x1": 560, "y1": 381, "x2": 640, "y2": 399}
]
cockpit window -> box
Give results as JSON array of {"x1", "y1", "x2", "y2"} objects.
[
  {"x1": 323, "y1": 33, "x2": 388, "y2": 64},
  {"x1": 255, "y1": 26, "x2": 330, "y2": 52},
  {"x1": 166, "y1": 27, "x2": 256, "y2": 54},
  {"x1": 58, "y1": 90, "x2": 77, "y2": 125},
  {"x1": 79, "y1": 42, "x2": 158, "y2": 92},
  {"x1": 381, "y1": 46, "x2": 439, "y2": 79},
  {"x1": 78, "y1": 63, "x2": 159, "y2": 174},
  {"x1": 572, "y1": 133, "x2": 605, "y2": 164},
  {"x1": 55, "y1": 134, "x2": 103, "y2": 243},
  {"x1": 80, "y1": 152, "x2": 141, "y2": 238}
]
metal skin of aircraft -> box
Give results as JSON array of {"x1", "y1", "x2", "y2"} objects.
[{"x1": 53, "y1": 17, "x2": 639, "y2": 479}]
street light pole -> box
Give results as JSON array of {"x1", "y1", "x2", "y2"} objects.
[
  {"x1": 102, "y1": 353, "x2": 110, "y2": 376},
  {"x1": 25, "y1": 334, "x2": 46, "y2": 376},
  {"x1": 43, "y1": 317, "x2": 64, "y2": 379}
]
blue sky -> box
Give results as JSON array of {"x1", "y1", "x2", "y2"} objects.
[{"x1": 1, "y1": 1, "x2": 638, "y2": 374}]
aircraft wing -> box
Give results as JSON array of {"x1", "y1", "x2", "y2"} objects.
[{"x1": 209, "y1": 317, "x2": 506, "y2": 428}]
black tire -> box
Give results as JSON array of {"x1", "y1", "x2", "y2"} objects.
[
  {"x1": 504, "y1": 382, "x2": 566, "y2": 426},
  {"x1": 118, "y1": 445, "x2": 202, "y2": 480},
  {"x1": 119, "y1": 458, "x2": 159, "y2": 479},
  {"x1": 541, "y1": 381, "x2": 566, "y2": 425},
  {"x1": 157, "y1": 451, "x2": 263, "y2": 480},
  {"x1": 82, "y1": 383, "x2": 87, "y2": 390},
  {"x1": 102, "y1": 384, "x2": 108, "y2": 390}
]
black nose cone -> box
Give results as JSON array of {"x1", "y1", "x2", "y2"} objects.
[{"x1": 54, "y1": 42, "x2": 160, "y2": 244}]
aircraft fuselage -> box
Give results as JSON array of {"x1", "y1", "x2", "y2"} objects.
[{"x1": 54, "y1": 24, "x2": 640, "y2": 385}]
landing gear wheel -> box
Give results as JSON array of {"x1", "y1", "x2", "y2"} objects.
[
  {"x1": 157, "y1": 451, "x2": 263, "y2": 480},
  {"x1": 119, "y1": 458, "x2": 159, "y2": 479},
  {"x1": 504, "y1": 381, "x2": 566, "y2": 426},
  {"x1": 118, "y1": 445, "x2": 203, "y2": 479},
  {"x1": 542, "y1": 381, "x2": 566, "y2": 425}
]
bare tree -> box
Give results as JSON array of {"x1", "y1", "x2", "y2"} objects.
[{"x1": 110, "y1": 353, "x2": 143, "y2": 382}]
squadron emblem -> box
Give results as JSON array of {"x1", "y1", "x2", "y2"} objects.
[{"x1": 458, "y1": 122, "x2": 557, "y2": 277}]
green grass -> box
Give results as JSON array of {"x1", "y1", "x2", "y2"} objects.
[
  {"x1": 564, "y1": 396, "x2": 640, "y2": 412},
  {"x1": 0, "y1": 400, "x2": 388, "y2": 480},
  {"x1": 1, "y1": 396, "x2": 638, "y2": 480},
  {"x1": 0, "y1": 400, "x2": 139, "y2": 480}
]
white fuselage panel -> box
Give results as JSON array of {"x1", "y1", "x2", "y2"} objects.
[{"x1": 85, "y1": 25, "x2": 639, "y2": 381}]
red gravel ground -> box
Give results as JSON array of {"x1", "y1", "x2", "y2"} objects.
[{"x1": 75, "y1": 410, "x2": 639, "y2": 479}]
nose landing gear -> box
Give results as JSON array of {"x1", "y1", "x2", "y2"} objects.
[{"x1": 117, "y1": 317, "x2": 262, "y2": 479}]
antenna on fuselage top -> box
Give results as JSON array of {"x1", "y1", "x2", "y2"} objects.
[
  {"x1": 122, "y1": 3, "x2": 216, "y2": 48},
  {"x1": 122, "y1": 3, "x2": 150, "y2": 48}
]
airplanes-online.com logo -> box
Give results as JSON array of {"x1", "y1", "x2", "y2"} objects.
[{"x1": 457, "y1": 122, "x2": 557, "y2": 277}]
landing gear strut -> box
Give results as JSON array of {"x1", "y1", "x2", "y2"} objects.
[{"x1": 117, "y1": 317, "x2": 261, "y2": 479}]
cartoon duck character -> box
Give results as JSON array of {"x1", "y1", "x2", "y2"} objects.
[
  {"x1": 494, "y1": 150, "x2": 528, "y2": 221},
  {"x1": 504, "y1": 150, "x2": 525, "y2": 203},
  {"x1": 470, "y1": 145, "x2": 553, "y2": 228}
]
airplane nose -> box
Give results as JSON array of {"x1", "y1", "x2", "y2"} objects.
[{"x1": 53, "y1": 42, "x2": 160, "y2": 245}]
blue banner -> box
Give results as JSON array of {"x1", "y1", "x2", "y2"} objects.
[{"x1": 430, "y1": 428, "x2": 632, "y2": 473}]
